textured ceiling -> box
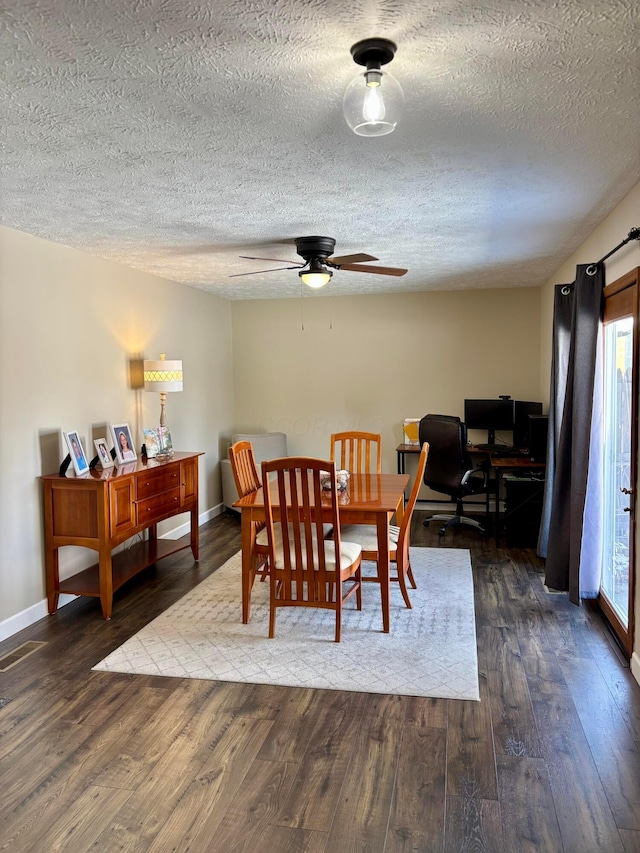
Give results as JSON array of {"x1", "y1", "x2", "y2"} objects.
[{"x1": 2, "y1": 0, "x2": 639, "y2": 300}]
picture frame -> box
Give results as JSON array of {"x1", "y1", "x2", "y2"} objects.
[
  {"x1": 109, "y1": 423, "x2": 137, "y2": 464},
  {"x1": 63, "y1": 430, "x2": 90, "y2": 476},
  {"x1": 143, "y1": 426, "x2": 173, "y2": 458},
  {"x1": 94, "y1": 437, "x2": 114, "y2": 469}
]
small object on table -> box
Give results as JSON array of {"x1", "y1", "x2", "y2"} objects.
[{"x1": 320, "y1": 469, "x2": 350, "y2": 491}]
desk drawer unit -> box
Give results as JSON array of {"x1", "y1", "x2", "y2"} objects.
[{"x1": 504, "y1": 476, "x2": 545, "y2": 547}]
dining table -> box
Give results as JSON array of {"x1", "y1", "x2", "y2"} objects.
[{"x1": 233, "y1": 471, "x2": 410, "y2": 633}]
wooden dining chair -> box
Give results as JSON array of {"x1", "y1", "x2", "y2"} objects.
[
  {"x1": 330, "y1": 431, "x2": 382, "y2": 475},
  {"x1": 228, "y1": 440, "x2": 270, "y2": 611},
  {"x1": 339, "y1": 442, "x2": 429, "y2": 609},
  {"x1": 261, "y1": 457, "x2": 362, "y2": 642}
]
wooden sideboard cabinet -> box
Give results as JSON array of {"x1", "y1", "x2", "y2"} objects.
[{"x1": 41, "y1": 451, "x2": 204, "y2": 619}]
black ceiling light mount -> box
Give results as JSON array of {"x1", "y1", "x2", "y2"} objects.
[
  {"x1": 294, "y1": 236, "x2": 336, "y2": 261},
  {"x1": 344, "y1": 37, "x2": 404, "y2": 137},
  {"x1": 350, "y1": 37, "x2": 397, "y2": 70}
]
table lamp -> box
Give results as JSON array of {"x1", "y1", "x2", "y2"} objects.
[{"x1": 143, "y1": 353, "x2": 183, "y2": 457}]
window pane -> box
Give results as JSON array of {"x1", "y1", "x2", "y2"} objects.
[{"x1": 601, "y1": 316, "x2": 633, "y2": 626}]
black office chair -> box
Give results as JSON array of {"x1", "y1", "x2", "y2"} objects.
[{"x1": 418, "y1": 414, "x2": 490, "y2": 538}]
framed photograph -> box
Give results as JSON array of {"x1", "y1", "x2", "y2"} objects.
[
  {"x1": 94, "y1": 437, "x2": 114, "y2": 469},
  {"x1": 63, "y1": 430, "x2": 90, "y2": 476},
  {"x1": 143, "y1": 427, "x2": 173, "y2": 458},
  {"x1": 110, "y1": 423, "x2": 137, "y2": 464}
]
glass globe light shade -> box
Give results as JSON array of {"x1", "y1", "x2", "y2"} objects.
[
  {"x1": 299, "y1": 268, "x2": 332, "y2": 289},
  {"x1": 343, "y1": 67, "x2": 404, "y2": 137}
]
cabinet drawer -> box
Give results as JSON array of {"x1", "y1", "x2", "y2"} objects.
[
  {"x1": 136, "y1": 467, "x2": 180, "y2": 500},
  {"x1": 136, "y1": 488, "x2": 181, "y2": 525}
]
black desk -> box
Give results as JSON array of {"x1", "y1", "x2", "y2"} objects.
[
  {"x1": 396, "y1": 443, "x2": 421, "y2": 474},
  {"x1": 396, "y1": 442, "x2": 545, "y2": 544}
]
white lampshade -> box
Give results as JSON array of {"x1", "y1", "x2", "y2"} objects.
[{"x1": 143, "y1": 359, "x2": 183, "y2": 393}]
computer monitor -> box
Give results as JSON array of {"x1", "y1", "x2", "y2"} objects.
[
  {"x1": 513, "y1": 401, "x2": 543, "y2": 448},
  {"x1": 464, "y1": 398, "x2": 514, "y2": 446}
]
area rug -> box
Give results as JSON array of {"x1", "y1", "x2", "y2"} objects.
[{"x1": 93, "y1": 547, "x2": 479, "y2": 700}]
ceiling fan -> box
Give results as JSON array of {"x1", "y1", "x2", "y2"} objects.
[{"x1": 230, "y1": 236, "x2": 408, "y2": 288}]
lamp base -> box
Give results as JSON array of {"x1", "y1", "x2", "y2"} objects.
[{"x1": 156, "y1": 424, "x2": 174, "y2": 459}]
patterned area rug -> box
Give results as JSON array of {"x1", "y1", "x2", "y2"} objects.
[{"x1": 93, "y1": 547, "x2": 479, "y2": 700}]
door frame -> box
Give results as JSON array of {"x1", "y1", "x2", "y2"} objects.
[{"x1": 600, "y1": 267, "x2": 639, "y2": 656}]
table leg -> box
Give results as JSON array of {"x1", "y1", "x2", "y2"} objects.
[
  {"x1": 241, "y1": 510, "x2": 257, "y2": 624},
  {"x1": 377, "y1": 512, "x2": 391, "y2": 633}
]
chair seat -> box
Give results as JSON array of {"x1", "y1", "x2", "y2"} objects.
[
  {"x1": 257, "y1": 523, "x2": 333, "y2": 549},
  {"x1": 274, "y1": 537, "x2": 361, "y2": 572},
  {"x1": 339, "y1": 524, "x2": 400, "y2": 553}
]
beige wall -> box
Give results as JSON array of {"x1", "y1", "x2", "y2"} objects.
[
  {"x1": 0, "y1": 226, "x2": 235, "y2": 629},
  {"x1": 538, "y1": 180, "x2": 640, "y2": 674},
  {"x1": 230, "y1": 286, "x2": 541, "y2": 473}
]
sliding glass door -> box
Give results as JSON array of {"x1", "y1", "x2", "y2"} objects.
[{"x1": 601, "y1": 269, "x2": 638, "y2": 655}]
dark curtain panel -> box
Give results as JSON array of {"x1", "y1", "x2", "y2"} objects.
[
  {"x1": 537, "y1": 282, "x2": 572, "y2": 559},
  {"x1": 541, "y1": 264, "x2": 604, "y2": 604}
]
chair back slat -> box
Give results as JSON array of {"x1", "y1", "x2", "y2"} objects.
[
  {"x1": 330, "y1": 431, "x2": 382, "y2": 475},
  {"x1": 228, "y1": 440, "x2": 261, "y2": 498}
]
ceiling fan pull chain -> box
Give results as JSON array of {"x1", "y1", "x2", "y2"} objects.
[
  {"x1": 329, "y1": 279, "x2": 333, "y2": 330},
  {"x1": 300, "y1": 279, "x2": 305, "y2": 331}
]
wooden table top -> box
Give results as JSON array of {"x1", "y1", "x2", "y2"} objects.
[{"x1": 233, "y1": 472, "x2": 410, "y2": 513}]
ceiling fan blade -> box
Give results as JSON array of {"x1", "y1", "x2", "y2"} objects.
[
  {"x1": 229, "y1": 265, "x2": 301, "y2": 278},
  {"x1": 328, "y1": 253, "x2": 378, "y2": 265},
  {"x1": 339, "y1": 263, "x2": 408, "y2": 276},
  {"x1": 239, "y1": 255, "x2": 300, "y2": 264}
]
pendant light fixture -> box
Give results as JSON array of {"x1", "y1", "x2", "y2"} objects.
[{"x1": 343, "y1": 38, "x2": 403, "y2": 137}]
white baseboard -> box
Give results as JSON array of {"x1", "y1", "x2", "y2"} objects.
[
  {"x1": 161, "y1": 502, "x2": 224, "y2": 539},
  {"x1": 0, "y1": 594, "x2": 79, "y2": 643},
  {"x1": 0, "y1": 503, "x2": 225, "y2": 643},
  {"x1": 631, "y1": 651, "x2": 640, "y2": 688}
]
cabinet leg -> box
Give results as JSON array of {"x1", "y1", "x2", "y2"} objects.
[
  {"x1": 98, "y1": 547, "x2": 114, "y2": 620},
  {"x1": 190, "y1": 507, "x2": 199, "y2": 560},
  {"x1": 46, "y1": 548, "x2": 60, "y2": 614}
]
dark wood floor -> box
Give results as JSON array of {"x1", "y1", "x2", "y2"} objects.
[{"x1": 1, "y1": 511, "x2": 640, "y2": 852}]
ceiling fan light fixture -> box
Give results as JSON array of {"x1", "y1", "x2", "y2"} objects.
[
  {"x1": 299, "y1": 259, "x2": 333, "y2": 289},
  {"x1": 344, "y1": 38, "x2": 403, "y2": 137}
]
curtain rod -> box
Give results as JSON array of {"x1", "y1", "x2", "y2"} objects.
[{"x1": 586, "y1": 227, "x2": 640, "y2": 275}]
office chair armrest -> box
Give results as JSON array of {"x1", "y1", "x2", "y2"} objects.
[{"x1": 461, "y1": 464, "x2": 489, "y2": 489}]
